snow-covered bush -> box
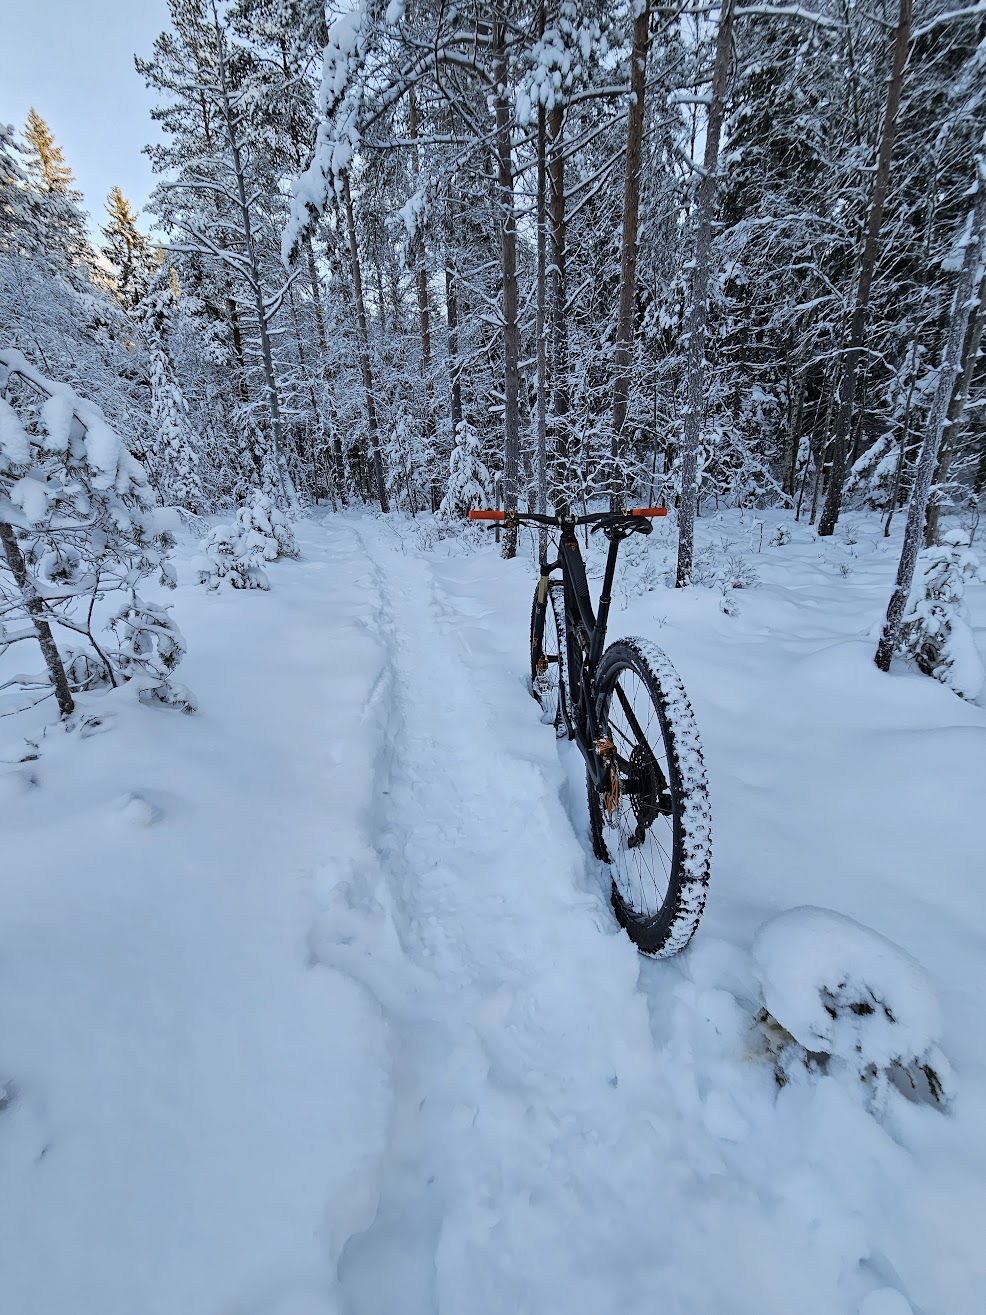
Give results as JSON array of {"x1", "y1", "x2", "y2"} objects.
[
  {"x1": 195, "y1": 525, "x2": 270, "y2": 592},
  {"x1": 896, "y1": 530, "x2": 984, "y2": 701},
  {"x1": 0, "y1": 348, "x2": 191, "y2": 713},
  {"x1": 194, "y1": 491, "x2": 298, "y2": 591},
  {"x1": 691, "y1": 540, "x2": 761, "y2": 591},
  {"x1": 233, "y1": 490, "x2": 299, "y2": 561},
  {"x1": 770, "y1": 523, "x2": 792, "y2": 547},
  {"x1": 107, "y1": 598, "x2": 197, "y2": 711},
  {"x1": 846, "y1": 433, "x2": 900, "y2": 510},
  {"x1": 752, "y1": 907, "x2": 954, "y2": 1114},
  {"x1": 618, "y1": 533, "x2": 663, "y2": 601}
]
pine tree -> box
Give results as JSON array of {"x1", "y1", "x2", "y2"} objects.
[
  {"x1": 102, "y1": 188, "x2": 158, "y2": 311},
  {"x1": 22, "y1": 107, "x2": 79, "y2": 196},
  {"x1": 18, "y1": 109, "x2": 94, "y2": 288}
]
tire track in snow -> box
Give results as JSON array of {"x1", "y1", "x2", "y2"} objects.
[{"x1": 308, "y1": 523, "x2": 806, "y2": 1315}]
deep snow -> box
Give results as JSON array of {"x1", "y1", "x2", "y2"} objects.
[{"x1": 1, "y1": 508, "x2": 984, "y2": 1315}]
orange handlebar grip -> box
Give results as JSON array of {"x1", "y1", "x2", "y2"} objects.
[
  {"x1": 468, "y1": 509, "x2": 505, "y2": 521},
  {"x1": 629, "y1": 507, "x2": 668, "y2": 517}
]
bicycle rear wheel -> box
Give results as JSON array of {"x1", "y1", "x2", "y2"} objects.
[
  {"x1": 530, "y1": 579, "x2": 570, "y2": 734},
  {"x1": 589, "y1": 638, "x2": 711, "y2": 956}
]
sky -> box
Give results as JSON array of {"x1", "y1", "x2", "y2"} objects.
[{"x1": 1, "y1": 0, "x2": 172, "y2": 235}]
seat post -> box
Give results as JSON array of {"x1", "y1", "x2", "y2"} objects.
[{"x1": 592, "y1": 533, "x2": 623, "y2": 665}]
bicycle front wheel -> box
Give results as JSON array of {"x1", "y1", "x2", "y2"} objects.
[{"x1": 589, "y1": 638, "x2": 711, "y2": 957}]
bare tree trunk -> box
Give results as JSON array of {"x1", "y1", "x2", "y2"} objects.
[
  {"x1": 493, "y1": 20, "x2": 521, "y2": 559},
  {"x1": 818, "y1": 0, "x2": 912, "y2": 537},
  {"x1": 306, "y1": 239, "x2": 347, "y2": 506},
  {"x1": 535, "y1": 99, "x2": 549, "y2": 559},
  {"x1": 548, "y1": 100, "x2": 570, "y2": 519},
  {"x1": 408, "y1": 88, "x2": 438, "y2": 508},
  {"x1": 444, "y1": 190, "x2": 463, "y2": 435},
  {"x1": 924, "y1": 269, "x2": 986, "y2": 545},
  {"x1": 341, "y1": 172, "x2": 389, "y2": 512},
  {"x1": 876, "y1": 168, "x2": 986, "y2": 672},
  {"x1": 610, "y1": 0, "x2": 651, "y2": 512},
  {"x1": 227, "y1": 297, "x2": 250, "y2": 406},
  {"x1": 676, "y1": 0, "x2": 735, "y2": 587},
  {"x1": 782, "y1": 351, "x2": 807, "y2": 497},
  {"x1": 0, "y1": 522, "x2": 74, "y2": 716}
]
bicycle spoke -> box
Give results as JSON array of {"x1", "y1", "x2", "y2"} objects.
[{"x1": 603, "y1": 669, "x2": 674, "y2": 918}]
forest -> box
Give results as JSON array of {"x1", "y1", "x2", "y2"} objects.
[
  {"x1": 3, "y1": 5, "x2": 986, "y2": 1313},
  {"x1": 3, "y1": 1, "x2": 984, "y2": 585}
]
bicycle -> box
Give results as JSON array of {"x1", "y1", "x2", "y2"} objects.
[{"x1": 469, "y1": 506, "x2": 712, "y2": 957}]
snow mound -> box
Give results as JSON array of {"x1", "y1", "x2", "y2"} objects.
[
  {"x1": 752, "y1": 906, "x2": 953, "y2": 1108},
  {"x1": 858, "y1": 1289, "x2": 913, "y2": 1315}
]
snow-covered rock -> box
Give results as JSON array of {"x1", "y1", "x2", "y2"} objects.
[{"x1": 753, "y1": 906, "x2": 953, "y2": 1109}]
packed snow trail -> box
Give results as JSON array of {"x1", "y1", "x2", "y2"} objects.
[{"x1": 2, "y1": 510, "x2": 984, "y2": 1315}]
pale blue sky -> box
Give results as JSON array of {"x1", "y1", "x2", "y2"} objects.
[{"x1": 2, "y1": 0, "x2": 171, "y2": 234}]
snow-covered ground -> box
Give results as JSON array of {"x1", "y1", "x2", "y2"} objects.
[{"x1": 2, "y1": 508, "x2": 984, "y2": 1315}]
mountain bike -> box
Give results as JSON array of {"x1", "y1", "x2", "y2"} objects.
[{"x1": 470, "y1": 506, "x2": 711, "y2": 957}]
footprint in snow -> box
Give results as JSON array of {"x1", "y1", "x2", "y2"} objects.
[
  {"x1": 858, "y1": 1289, "x2": 913, "y2": 1315},
  {"x1": 0, "y1": 768, "x2": 40, "y2": 797},
  {"x1": 111, "y1": 792, "x2": 164, "y2": 827}
]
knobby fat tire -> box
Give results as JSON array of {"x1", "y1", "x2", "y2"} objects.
[{"x1": 588, "y1": 638, "x2": 712, "y2": 957}]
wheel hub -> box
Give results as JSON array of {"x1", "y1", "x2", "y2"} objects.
[{"x1": 625, "y1": 744, "x2": 662, "y2": 829}]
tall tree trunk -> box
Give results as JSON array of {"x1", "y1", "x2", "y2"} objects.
[
  {"x1": 226, "y1": 296, "x2": 253, "y2": 418},
  {"x1": 0, "y1": 522, "x2": 74, "y2": 716},
  {"x1": 782, "y1": 351, "x2": 807, "y2": 498},
  {"x1": 407, "y1": 88, "x2": 438, "y2": 508},
  {"x1": 341, "y1": 172, "x2": 389, "y2": 512},
  {"x1": 676, "y1": 0, "x2": 735, "y2": 587},
  {"x1": 493, "y1": 20, "x2": 521, "y2": 558},
  {"x1": 548, "y1": 101, "x2": 570, "y2": 518},
  {"x1": 444, "y1": 189, "x2": 463, "y2": 435},
  {"x1": 305, "y1": 239, "x2": 347, "y2": 506},
  {"x1": 818, "y1": 0, "x2": 912, "y2": 537},
  {"x1": 610, "y1": 0, "x2": 651, "y2": 512},
  {"x1": 924, "y1": 269, "x2": 986, "y2": 545},
  {"x1": 875, "y1": 167, "x2": 986, "y2": 672},
  {"x1": 535, "y1": 99, "x2": 549, "y2": 558}
]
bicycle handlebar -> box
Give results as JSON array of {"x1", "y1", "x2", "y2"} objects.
[{"x1": 467, "y1": 507, "x2": 667, "y2": 526}]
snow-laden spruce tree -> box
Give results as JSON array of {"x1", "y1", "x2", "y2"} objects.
[
  {"x1": 386, "y1": 406, "x2": 431, "y2": 515},
  {"x1": 895, "y1": 530, "x2": 984, "y2": 701},
  {"x1": 438, "y1": 418, "x2": 493, "y2": 521},
  {"x1": 141, "y1": 276, "x2": 206, "y2": 512},
  {"x1": 101, "y1": 186, "x2": 158, "y2": 313},
  {"x1": 0, "y1": 348, "x2": 191, "y2": 716}
]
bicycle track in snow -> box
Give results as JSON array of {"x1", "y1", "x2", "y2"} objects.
[{"x1": 306, "y1": 517, "x2": 871, "y2": 1315}]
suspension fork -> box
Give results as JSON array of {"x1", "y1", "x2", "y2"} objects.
[{"x1": 532, "y1": 553, "x2": 562, "y2": 668}]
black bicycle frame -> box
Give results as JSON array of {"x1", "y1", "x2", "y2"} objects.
[{"x1": 537, "y1": 522, "x2": 627, "y2": 789}]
